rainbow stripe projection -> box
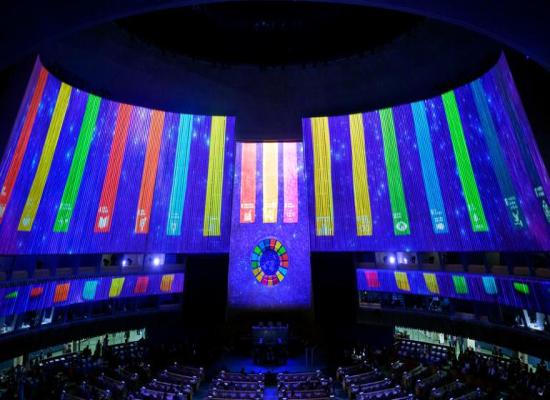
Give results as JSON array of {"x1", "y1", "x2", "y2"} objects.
[
  {"x1": 357, "y1": 268, "x2": 550, "y2": 314},
  {"x1": 303, "y1": 55, "x2": 550, "y2": 251},
  {"x1": 0, "y1": 59, "x2": 234, "y2": 254},
  {"x1": 228, "y1": 142, "x2": 311, "y2": 310},
  {"x1": 0, "y1": 273, "x2": 183, "y2": 317},
  {"x1": 262, "y1": 142, "x2": 279, "y2": 223}
]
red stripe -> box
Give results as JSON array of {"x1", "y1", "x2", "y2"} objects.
[
  {"x1": 0, "y1": 67, "x2": 48, "y2": 223},
  {"x1": 94, "y1": 104, "x2": 132, "y2": 233},
  {"x1": 135, "y1": 110, "x2": 165, "y2": 234},
  {"x1": 30, "y1": 286, "x2": 44, "y2": 298},
  {"x1": 239, "y1": 143, "x2": 256, "y2": 223},
  {"x1": 365, "y1": 271, "x2": 380, "y2": 288},
  {"x1": 134, "y1": 276, "x2": 149, "y2": 294}
]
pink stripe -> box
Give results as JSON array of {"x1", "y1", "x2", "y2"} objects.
[{"x1": 283, "y1": 142, "x2": 298, "y2": 223}]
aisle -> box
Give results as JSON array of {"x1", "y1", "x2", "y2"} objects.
[{"x1": 264, "y1": 387, "x2": 278, "y2": 400}]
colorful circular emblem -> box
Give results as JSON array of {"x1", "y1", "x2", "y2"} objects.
[{"x1": 250, "y1": 238, "x2": 288, "y2": 286}]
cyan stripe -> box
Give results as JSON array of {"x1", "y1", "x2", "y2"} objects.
[
  {"x1": 411, "y1": 101, "x2": 449, "y2": 234},
  {"x1": 471, "y1": 80, "x2": 525, "y2": 229},
  {"x1": 166, "y1": 114, "x2": 193, "y2": 236}
]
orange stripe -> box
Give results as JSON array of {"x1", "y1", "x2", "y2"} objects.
[
  {"x1": 0, "y1": 67, "x2": 48, "y2": 223},
  {"x1": 135, "y1": 110, "x2": 165, "y2": 233},
  {"x1": 95, "y1": 104, "x2": 133, "y2": 232}
]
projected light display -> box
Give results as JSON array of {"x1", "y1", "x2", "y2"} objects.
[
  {"x1": 356, "y1": 268, "x2": 550, "y2": 314},
  {"x1": 228, "y1": 142, "x2": 311, "y2": 310},
  {"x1": 303, "y1": 55, "x2": 550, "y2": 251},
  {"x1": 251, "y1": 238, "x2": 289, "y2": 286},
  {"x1": 0, "y1": 59, "x2": 234, "y2": 254},
  {"x1": 0, "y1": 272, "x2": 184, "y2": 317}
]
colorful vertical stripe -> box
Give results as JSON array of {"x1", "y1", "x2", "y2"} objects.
[
  {"x1": 166, "y1": 114, "x2": 193, "y2": 236},
  {"x1": 411, "y1": 101, "x2": 449, "y2": 234},
  {"x1": 94, "y1": 104, "x2": 132, "y2": 233},
  {"x1": 135, "y1": 110, "x2": 165, "y2": 234},
  {"x1": 203, "y1": 116, "x2": 226, "y2": 236},
  {"x1": 423, "y1": 273, "x2": 440, "y2": 294},
  {"x1": 18, "y1": 83, "x2": 72, "y2": 231},
  {"x1": 54, "y1": 282, "x2": 70, "y2": 303},
  {"x1": 109, "y1": 277, "x2": 125, "y2": 298},
  {"x1": 0, "y1": 67, "x2": 49, "y2": 224},
  {"x1": 349, "y1": 114, "x2": 372, "y2": 236},
  {"x1": 54, "y1": 94, "x2": 101, "y2": 232},
  {"x1": 442, "y1": 91, "x2": 488, "y2": 232},
  {"x1": 160, "y1": 274, "x2": 175, "y2": 292},
  {"x1": 30, "y1": 286, "x2": 44, "y2": 298},
  {"x1": 82, "y1": 280, "x2": 98, "y2": 300},
  {"x1": 482, "y1": 276, "x2": 498, "y2": 295},
  {"x1": 513, "y1": 282, "x2": 530, "y2": 295},
  {"x1": 283, "y1": 142, "x2": 299, "y2": 223},
  {"x1": 310, "y1": 117, "x2": 334, "y2": 235},
  {"x1": 470, "y1": 81, "x2": 525, "y2": 229},
  {"x1": 379, "y1": 108, "x2": 410, "y2": 235},
  {"x1": 240, "y1": 142, "x2": 257, "y2": 223},
  {"x1": 262, "y1": 142, "x2": 279, "y2": 223},
  {"x1": 5, "y1": 291, "x2": 17, "y2": 299},
  {"x1": 395, "y1": 271, "x2": 411, "y2": 291},
  {"x1": 134, "y1": 276, "x2": 149, "y2": 294},
  {"x1": 365, "y1": 270, "x2": 380, "y2": 288},
  {"x1": 452, "y1": 275, "x2": 469, "y2": 294}
]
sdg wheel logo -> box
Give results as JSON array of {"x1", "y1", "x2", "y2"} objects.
[{"x1": 250, "y1": 238, "x2": 288, "y2": 286}]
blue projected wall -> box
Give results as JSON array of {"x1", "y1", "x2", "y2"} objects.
[
  {"x1": 0, "y1": 59, "x2": 234, "y2": 254},
  {"x1": 303, "y1": 55, "x2": 550, "y2": 251},
  {"x1": 1, "y1": 54, "x2": 550, "y2": 255},
  {"x1": 356, "y1": 268, "x2": 550, "y2": 314},
  {"x1": 227, "y1": 142, "x2": 312, "y2": 310},
  {"x1": 0, "y1": 273, "x2": 184, "y2": 317}
]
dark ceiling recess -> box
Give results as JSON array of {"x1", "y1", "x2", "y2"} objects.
[{"x1": 116, "y1": 1, "x2": 424, "y2": 66}]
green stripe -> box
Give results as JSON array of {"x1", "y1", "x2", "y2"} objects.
[
  {"x1": 442, "y1": 91, "x2": 488, "y2": 232},
  {"x1": 379, "y1": 108, "x2": 410, "y2": 235},
  {"x1": 5, "y1": 291, "x2": 17, "y2": 299},
  {"x1": 513, "y1": 282, "x2": 529, "y2": 295},
  {"x1": 54, "y1": 95, "x2": 101, "y2": 232},
  {"x1": 452, "y1": 275, "x2": 468, "y2": 294}
]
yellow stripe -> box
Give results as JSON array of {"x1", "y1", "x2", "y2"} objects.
[
  {"x1": 423, "y1": 273, "x2": 440, "y2": 294},
  {"x1": 311, "y1": 117, "x2": 334, "y2": 236},
  {"x1": 18, "y1": 83, "x2": 72, "y2": 231},
  {"x1": 262, "y1": 142, "x2": 278, "y2": 223},
  {"x1": 203, "y1": 116, "x2": 226, "y2": 236},
  {"x1": 109, "y1": 277, "x2": 125, "y2": 298},
  {"x1": 160, "y1": 274, "x2": 175, "y2": 292},
  {"x1": 395, "y1": 271, "x2": 411, "y2": 291},
  {"x1": 349, "y1": 114, "x2": 373, "y2": 236}
]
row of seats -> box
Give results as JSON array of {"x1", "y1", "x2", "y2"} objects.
[
  {"x1": 336, "y1": 361, "x2": 371, "y2": 381},
  {"x1": 337, "y1": 360, "x2": 414, "y2": 400},
  {"x1": 395, "y1": 340, "x2": 449, "y2": 366},
  {"x1": 60, "y1": 342, "x2": 152, "y2": 399},
  {"x1": 208, "y1": 371, "x2": 265, "y2": 400},
  {"x1": 277, "y1": 371, "x2": 333, "y2": 400},
  {"x1": 134, "y1": 363, "x2": 203, "y2": 400}
]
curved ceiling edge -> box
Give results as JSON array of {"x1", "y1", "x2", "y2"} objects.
[{"x1": 0, "y1": 0, "x2": 549, "y2": 70}]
